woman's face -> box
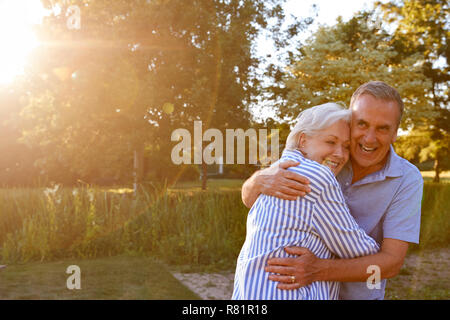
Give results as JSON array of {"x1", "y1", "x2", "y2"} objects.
[{"x1": 299, "y1": 120, "x2": 350, "y2": 175}]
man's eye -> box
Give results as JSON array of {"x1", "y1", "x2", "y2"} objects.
[{"x1": 327, "y1": 141, "x2": 335, "y2": 145}]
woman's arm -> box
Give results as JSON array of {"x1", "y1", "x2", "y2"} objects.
[{"x1": 312, "y1": 181, "x2": 380, "y2": 258}]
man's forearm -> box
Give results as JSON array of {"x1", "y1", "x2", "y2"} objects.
[
  {"x1": 316, "y1": 251, "x2": 403, "y2": 283},
  {"x1": 241, "y1": 171, "x2": 262, "y2": 208},
  {"x1": 241, "y1": 160, "x2": 311, "y2": 208}
]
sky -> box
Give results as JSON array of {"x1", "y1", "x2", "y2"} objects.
[
  {"x1": 285, "y1": 0, "x2": 378, "y2": 27},
  {"x1": 256, "y1": 0, "x2": 383, "y2": 63}
]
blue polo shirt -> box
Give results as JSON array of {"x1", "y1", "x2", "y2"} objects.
[{"x1": 336, "y1": 146, "x2": 423, "y2": 300}]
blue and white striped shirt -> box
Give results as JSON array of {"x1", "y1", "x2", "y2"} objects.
[{"x1": 232, "y1": 149, "x2": 380, "y2": 300}]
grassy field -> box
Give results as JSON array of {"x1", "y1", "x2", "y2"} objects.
[
  {"x1": 0, "y1": 177, "x2": 448, "y2": 299},
  {"x1": 0, "y1": 255, "x2": 199, "y2": 299}
]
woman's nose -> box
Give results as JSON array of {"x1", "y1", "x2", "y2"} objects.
[{"x1": 334, "y1": 145, "x2": 346, "y2": 158}]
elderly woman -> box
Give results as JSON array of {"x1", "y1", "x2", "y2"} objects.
[{"x1": 232, "y1": 103, "x2": 379, "y2": 300}]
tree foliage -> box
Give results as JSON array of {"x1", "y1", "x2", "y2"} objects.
[
  {"x1": 281, "y1": 11, "x2": 433, "y2": 128},
  {"x1": 12, "y1": 0, "x2": 300, "y2": 186},
  {"x1": 377, "y1": 0, "x2": 449, "y2": 181}
]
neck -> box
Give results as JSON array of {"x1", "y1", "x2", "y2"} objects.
[{"x1": 351, "y1": 153, "x2": 389, "y2": 184}]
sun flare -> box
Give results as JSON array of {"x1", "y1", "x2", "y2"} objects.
[{"x1": 0, "y1": 0, "x2": 46, "y2": 84}]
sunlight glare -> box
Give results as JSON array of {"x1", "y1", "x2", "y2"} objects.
[{"x1": 0, "y1": 0, "x2": 46, "y2": 84}]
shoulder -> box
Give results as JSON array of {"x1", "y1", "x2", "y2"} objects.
[
  {"x1": 389, "y1": 148, "x2": 423, "y2": 185},
  {"x1": 397, "y1": 156, "x2": 424, "y2": 186},
  {"x1": 388, "y1": 155, "x2": 424, "y2": 203}
]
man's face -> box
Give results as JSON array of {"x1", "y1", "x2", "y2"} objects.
[{"x1": 350, "y1": 94, "x2": 400, "y2": 169}]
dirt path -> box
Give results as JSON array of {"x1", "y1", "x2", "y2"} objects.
[{"x1": 172, "y1": 247, "x2": 450, "y2": 300}]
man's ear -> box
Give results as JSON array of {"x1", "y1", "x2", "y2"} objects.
[{"x1": 391, "y1": 130, "x2": 398, "y2": 144}]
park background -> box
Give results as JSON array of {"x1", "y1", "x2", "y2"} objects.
[{"x1": 0, "y1": 0, "x2": 448, "y2": 299}]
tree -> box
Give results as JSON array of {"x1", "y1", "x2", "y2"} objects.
[
  {"x1": 18, "y1": 0, "x2": 302, "y2": 188},
  {"x1": 280, "y1": 11, "x2": 433, "y2": 128},
  {"x1": 0, "y1": 86, "x2": 41, "y2": 186},
  {"x1": 376, "y1": 0, "x2": 449, "y2": 181},
  {"x1": 395, "y1": 129, "x2": 449, "y2": 182}
]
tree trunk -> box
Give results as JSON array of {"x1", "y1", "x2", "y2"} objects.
[
  {"x1": 201, "y1": 160, "x2": 207, "y2": 190},
  {"x1": 133, "y1": 144, "x2": 145, "y2": 196},
  {"x1": 433, "y1": 157, "x2": 440, "y2": 183}
]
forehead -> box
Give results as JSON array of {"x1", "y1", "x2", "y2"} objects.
[
  {"x1": 317, "y1": 120, "x2": 350, "y2": 140},
  {"x1": 351, "y1": 94, "x2": 400, "y2": 126}
]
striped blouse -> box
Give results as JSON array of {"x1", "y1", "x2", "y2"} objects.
[{"x1": 232, "y1": 149, "x2": 380, "y2": 300}]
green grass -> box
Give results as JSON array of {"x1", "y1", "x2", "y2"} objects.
[
  {"x1": 0, "y1": 184, "x2": 248, "y2": 269},
  {"x1": 0, "y1": 255, "x2": 200, "y2": 300},
  {"x1": 409, "y1": 182, "x2": 450, "y2": 251},
  {"x1": 0, "y1": 178, "x2": 448, "y2": 266},
  {"x1": 0, "y1": 177, "x2": 448, "y2": 300}
]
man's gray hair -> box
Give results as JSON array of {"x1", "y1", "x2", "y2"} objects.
[
  {"x1": 350, "y1": 81, "x2": 404, "y2": 124},
  {"x1": 285, "y1": 102, "x2": 351, "y2": 150}
]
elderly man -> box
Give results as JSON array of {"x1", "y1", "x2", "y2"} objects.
[{"x1": 241, "y1": 81, "x2": 423, "y2": 300}]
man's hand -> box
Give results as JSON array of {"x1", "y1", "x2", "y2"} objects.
[
  {"x1": 265, "y1": 239, "x2": 409, "y2": 290},
  {"x1": 259, "y1": 161, "x2": 312, "y2": 200},
  {"x1": 241, "y1": 160, "x2": 311, "y2": 208},
  {"x1": 265, "y1": 247, "x2": 320, "y2": 290}
]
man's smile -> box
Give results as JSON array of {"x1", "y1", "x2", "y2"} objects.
[{"x1": 359, "y1": 143, "x2": 378, "y2": 153}]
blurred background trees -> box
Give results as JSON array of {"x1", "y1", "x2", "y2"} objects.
[
  {"x1": 377, "y1": 0, "x2": 449, "y2": 181},
  {"x1": 0, "y1": 0, "x2": 447, "y2": 187},
  {"x1": 2, "y1": 0, "x2": 307, "y2": 188}
]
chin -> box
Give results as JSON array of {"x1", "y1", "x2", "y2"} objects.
[
  {"x1": 332, "y1": 167, "x2": 343, "y2": 176},
  {"x1": 353, "y1": 156, "x2": 379, "y2": 169},
  {"x1": 325, "y1": 166, "x2": 340, "y2": 176}
]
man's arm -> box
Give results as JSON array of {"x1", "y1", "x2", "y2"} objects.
[
  {"x1": 266, "y1": 238, "x2": 408, "y2": 289},
  {"x1": 241, "y1": 160, "x2": 311, "y2": 208}
]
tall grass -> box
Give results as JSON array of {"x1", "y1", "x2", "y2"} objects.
[
  {"x1": 0, "y1": 182, "x2": 448, "y2": 266},
  {"x1": 409, "y1": 182, "x2": 450, "y2": 251},
  {"x1": 0, "y1": 185, "x2": 247, "y2": 267}
]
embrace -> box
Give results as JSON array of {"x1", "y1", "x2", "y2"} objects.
[{"x1": 232, "y1": 81, "x2": 423, "y2": 300}]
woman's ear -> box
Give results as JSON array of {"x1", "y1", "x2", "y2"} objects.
[{"x1": 298, "y1": 133, "x2": 307, "y2": 149}]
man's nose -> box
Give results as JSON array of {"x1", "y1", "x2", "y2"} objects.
[{"x1": 363, "y1": 129, "x2": 377, "y2": 145}]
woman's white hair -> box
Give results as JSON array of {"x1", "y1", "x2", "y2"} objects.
[{"x1": 285, "y1": 102, "x2": 351, "y2": 150}]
